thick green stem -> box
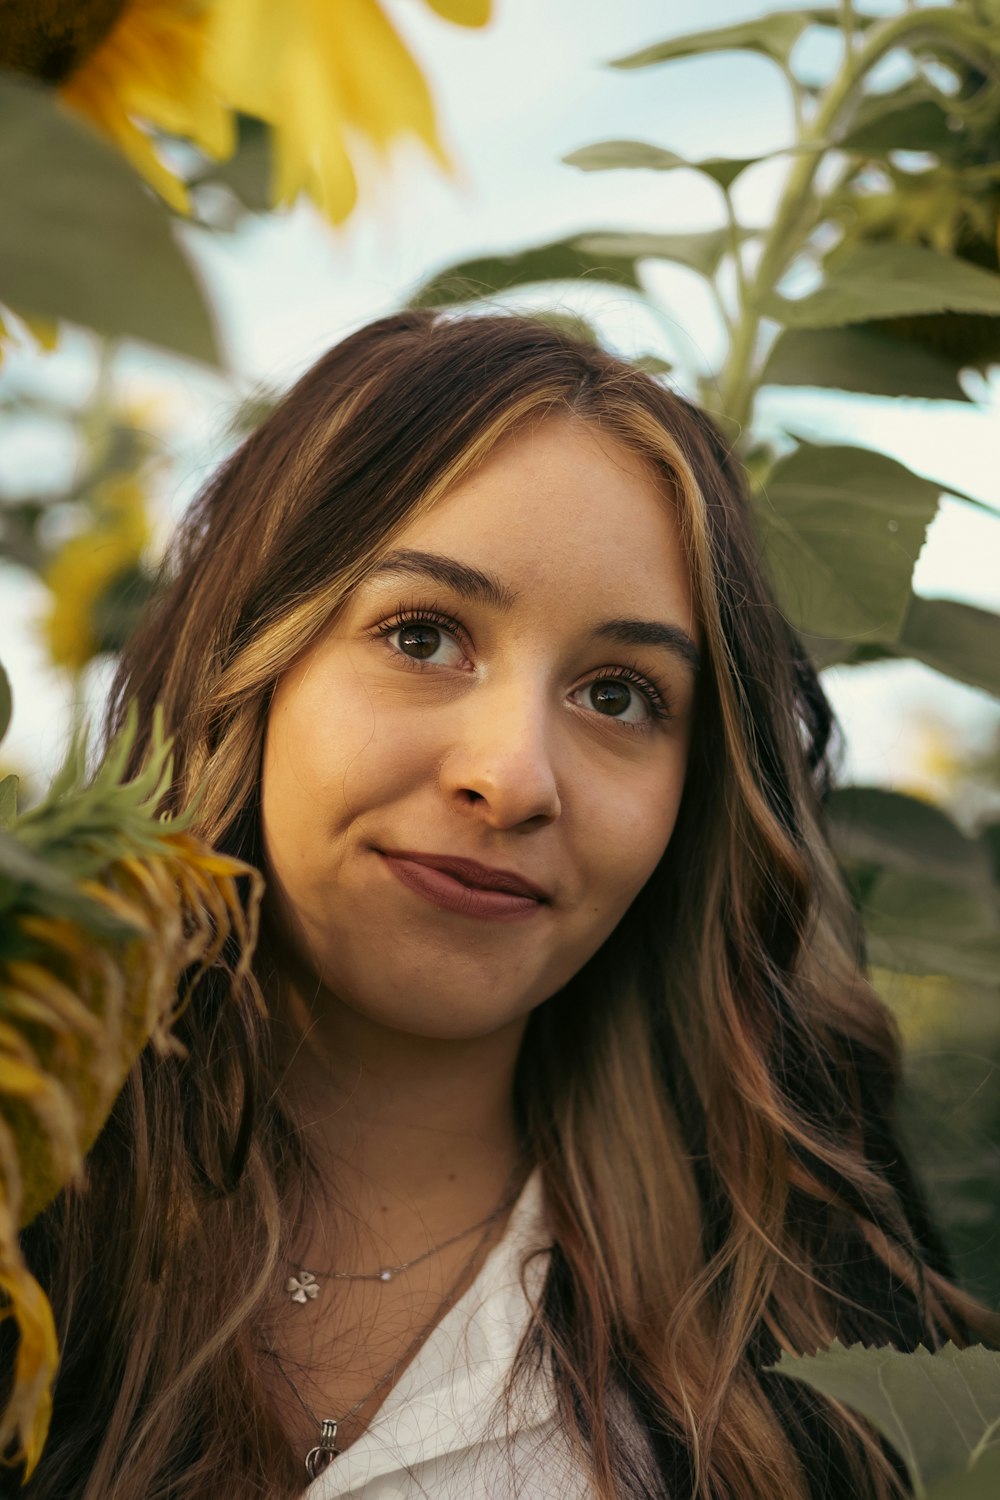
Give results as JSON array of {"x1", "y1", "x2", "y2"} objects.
[{"x1": 715, "y1": 5, "x2": 997, "y2": 437}]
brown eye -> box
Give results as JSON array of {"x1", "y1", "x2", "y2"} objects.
[
  {"x1": 397, "y1": 624, "x2": 441, "y2": 659},
  {"x1": 589, "y1": 679, "x2": 634, "y2": 717}
]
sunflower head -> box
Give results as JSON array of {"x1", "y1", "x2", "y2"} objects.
[
  {"x1": 0, "y1": 0, "x2": 128, "y2": 83},
  {"x1": 0, "y1": 692, "x2": 262, "y2": 1477}
]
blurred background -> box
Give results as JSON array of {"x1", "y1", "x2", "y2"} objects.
[{"x1": 1, "y1": 0, "x2": 998, "y2": 1303}]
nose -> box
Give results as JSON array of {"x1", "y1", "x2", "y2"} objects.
[{"x1": 440, "y1": 681, "x2": 561, "y2": 831}]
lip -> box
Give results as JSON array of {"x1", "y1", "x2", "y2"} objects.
[{"x1": 378, "y1": 850, "x2": 550, "y2": 920}]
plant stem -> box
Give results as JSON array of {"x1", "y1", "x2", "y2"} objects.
[{"x1": 714, "y1": 5, "x2": 997, "y2": 437}]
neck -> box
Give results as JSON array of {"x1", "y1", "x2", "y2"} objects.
[{"x1": 272, "y1": 975, "x2": 528, "y2": 1244}]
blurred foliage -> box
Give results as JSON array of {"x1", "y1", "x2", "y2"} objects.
[
  {"x1": 0, "y1": 380, "x2": 161, "y2": 676},
  {"x1": 0, "y1": 662, "x2": 262, "y2": 1477}
]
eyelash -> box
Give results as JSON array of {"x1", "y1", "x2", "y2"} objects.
[{"x1": 369, "y1": 603, "x2": 675, "y2": 728}]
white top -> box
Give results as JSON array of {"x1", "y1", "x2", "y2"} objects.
[{"x1": 301, "y1": 1170, "x2": 593, "y2": 1500}]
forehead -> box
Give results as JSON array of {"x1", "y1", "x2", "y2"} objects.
[
  {"x1": 384, "y1": 416, "x2": 693, "y2": 620},
  {"x1": 379, "y1": 417, "x2": 696, "y2": 638}
]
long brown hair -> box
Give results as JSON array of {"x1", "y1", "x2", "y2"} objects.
[{"x1": 11, "y1": 311, "x2": 991, "y2": 1499}]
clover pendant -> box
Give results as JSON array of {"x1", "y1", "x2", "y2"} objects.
[{"x1": 287, "y1": 1270, "x2": 320, "y2": 1304}]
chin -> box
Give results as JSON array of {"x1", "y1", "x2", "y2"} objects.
[{"x1": 355, "y1": 993, "x2": 536, "y2": 1043}]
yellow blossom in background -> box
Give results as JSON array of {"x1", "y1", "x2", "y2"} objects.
[
  {"x1": 1, "y1": 0, "x2": 491, "y2": 222},
  {"x1": 43, "y1": 471, "x2": 151, "y2": 673},
  {"x1": 898, "y1": 713, "x2": 964, "y2": 808},
  {"x1": 0, "y1": 309, "x2": 60, "y2": 366}
]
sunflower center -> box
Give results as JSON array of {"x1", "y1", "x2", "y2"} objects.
[{"x1": 0, "y1": 0, "x2": 129, "y2": 84}]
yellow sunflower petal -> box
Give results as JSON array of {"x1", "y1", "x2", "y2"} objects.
[
  {"x1": 59, "y1": 0, "x2": 233, "y2": 213},
  {"x1": 208, "y1": 0, "x2": 446, "y2": 220},
  {"x1": 0, "y1": 1172, "x2": 58, "y2": 1478},
  {"x1": 421, "y1": 0, "x2": 491, "y2": 26},
  {"x1": 324, "y1": 0, "x2": 442, "y2": 154},
  {"x1": 268, "y1": 44, "x2": 358, "y2": 219},
  {"x1": 60, "y1": 63, "x2": 192, "y2": 213}
]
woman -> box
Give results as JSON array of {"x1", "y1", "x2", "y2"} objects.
[{"x1": 11, "y1": 311, "x2": 991, "y2": 1500}]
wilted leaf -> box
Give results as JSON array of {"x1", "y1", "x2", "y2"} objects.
[
  {"x1": 769, "y1": 1342, "x2": 1000, "y2": 1497},
  {"x1": 564, "y1": 139, "x2": 760, "y2": 191},
  {"x1": 0, "y1": 75, "x2": 219, "y2": 364},
  {"x1": 761, "y1": 325, "x2": 971, "y2": 401},
  {"x1": 610, "y1": 13, "x2": 812, "y2": 69},
  {"x1": 826, "y1": 787, "x2": 993, "y2": 890},
  {"x1": 412, "y1": 234, "x2": 643, "y2": 307},
  {"x1": 764, "y1": 244, "x2": 1000, "y2": 328},
  {"x1": 577, "y1": 228, "x2": 750, "y2": 280},
  {"x1": 894, "y1": 595, "x2": 1000, "y2": 699},
  {"x1": 757, "y1": 442, "x2": 942, "y2": 640}
]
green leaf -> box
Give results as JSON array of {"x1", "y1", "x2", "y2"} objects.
[
  {"x1": 826, "y1": 787, "x2": 992, "y2": 890},
  {"x1": 802, "y1": 7, "x2": 879, "y2": 29},
  {"x1": 0, "y1": 660, "x2": 10, "y2": 747},
  {"x1": 610, "y1": 13, "x2": 811, "y2": 69},
  {"x1": 928, "y1": 1448, "x2": 1000, "y2": 1500},
  {"x1": 863, "y1": 870, "x2": 1000, "y2": 986},
  {"x1": 894, "y1": 595, "x2": 1000, "y2": 698},
  {"x1": 577, "y1": 228, "x2": 749, "y2": 280},
  {"x1": 633, "y1": 353, "x2": 673, "y2": 376},
  {"x1": 764, "y1": 244, "x2": 1000, "y2": 329},
  {"x1": 760, "y1": 325, "x2": 971, "y2": 401},
  {"x1": 412, "y1": 234, "x2": 643, "y2": 308},
  {"x1": 769, "y1": 1342, "x2": 1000, "y2": 1497},
  {"x1": 0, "y1": 776, "x2": 17, "y2": 831},
  {"x1": 564, "y1": 139, "x2": 761, "y2": 191},
  {"x1": 837, "y1": 90, "x2": 959, "y2": 156},
  {"x1": 0, "y1": 74, "x2": 219, "y2": 364},
  {"x1": 757, "y1": 442, "x2": 942, "y2": 640}
]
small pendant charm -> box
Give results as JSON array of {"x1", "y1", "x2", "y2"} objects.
[
  {"x1": 287, "y1": 1270, "x2": 319, "y2": 1305},
  {"x1": 305, "y1": 1419, "x2": 339, "y2": 1479},
  {"x1": 378, "y1": 1268, "x2": 393, "y2": 1282}
]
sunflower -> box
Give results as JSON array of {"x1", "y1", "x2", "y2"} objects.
[
  {"x1": 0, "y1": 703, "x2": 263, "y2": 1477},
  {"x1": 0, "y1": 0, "x2": 491, "y2": 220}
]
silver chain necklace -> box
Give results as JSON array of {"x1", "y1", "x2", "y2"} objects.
[
  {"x1": 268, "y1": 1174, "x2": 523, "y2": 1479},
  {"x1": 285, "y1": 1194, "x2": 512, "y2": 1302}
]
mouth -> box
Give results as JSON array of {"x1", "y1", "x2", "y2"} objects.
[{"x1": 376, "y1": 849, "x2": 550, "y2": 920}]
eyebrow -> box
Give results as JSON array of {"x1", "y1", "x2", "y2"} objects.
[
  {"x1": 368, "y1": 549, "x2": 517, "y2": 612},
  {"x1": 367, "y1": 548, "x2": 700, "y2": 674},
  {"x1": 595, "y1": 618, "x2": 701, "y2": 675}
]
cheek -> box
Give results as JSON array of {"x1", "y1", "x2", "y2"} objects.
[{"x1": 588, "y1": 754, "x2": 687, "y2": 912}]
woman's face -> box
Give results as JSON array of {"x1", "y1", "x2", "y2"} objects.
[{"x1": 261, "y1": 416, "x2": 699, "y2": 1041}]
